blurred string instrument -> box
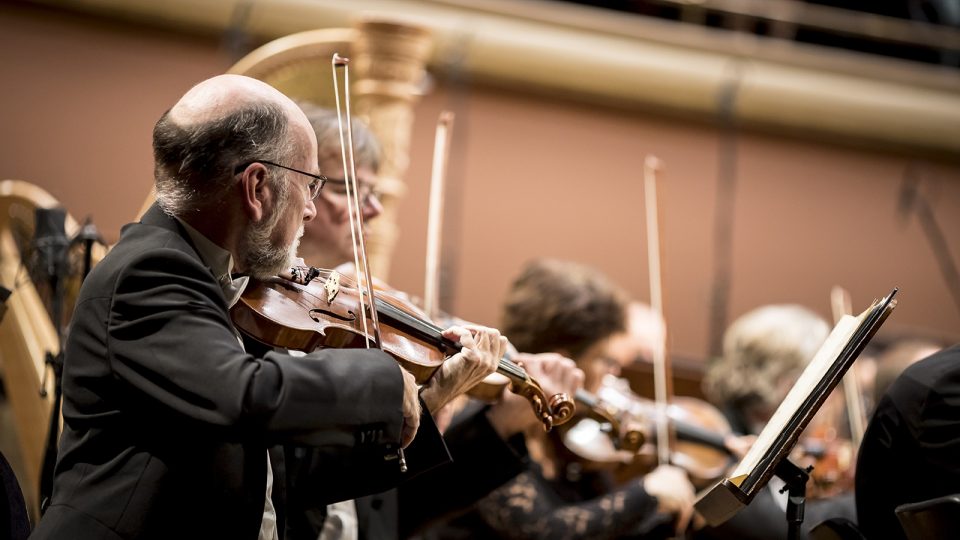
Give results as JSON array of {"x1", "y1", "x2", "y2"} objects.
[{"x1": 561, "y1": 378, "x2": 736, "y2": 490}]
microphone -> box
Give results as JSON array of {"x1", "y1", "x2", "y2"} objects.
[
  {"x1": 71, "y1": 217, "x2": 105, "y2": 280},
  {"x1": 71, "y1": 218, "x2": 104, "y2": 247},
  {"x1": 34, "y1": 207, "x2": 69, "y2": 282}
]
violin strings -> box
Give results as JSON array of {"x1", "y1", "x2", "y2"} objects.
[
  {"x1": 332, "y1": 53, "x2": 383, "y2": 351},
  {"x1": 372, "y1": 297, "x2": 527, "y2": 381}
]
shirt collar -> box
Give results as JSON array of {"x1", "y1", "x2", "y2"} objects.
[{"x1": 175, "y1": 217, "x2": 249, "y2": 308}]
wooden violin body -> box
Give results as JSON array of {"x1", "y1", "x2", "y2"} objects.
[
  {"x1": 231, "y1": 269, "x2": 575, "y2": 429},
  {"x1": 232, "y1": 271, "x2": 447, "y2": 382},
  {"x1": 561, "y1": 377, "x2": 735, "y2": 489}
]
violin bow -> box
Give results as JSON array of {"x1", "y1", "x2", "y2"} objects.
[
  {"x1": 830, "y1": 285, "x2": 867, "y2": 448},
  {"x1": 421, "y1": 110, "x2": 574, "y2": 430},
  {"x1": 643, "y1": 155, "x2": 676, "y2": 466},
  {"x1": 423, "y1": 111, "x2": 455, "y2": 321},
  {"x1": 332, "y1": 53, "x2": 383, "y2": 351},
  {"x1": 334, "y1": 54, "x2": 407, "y2": 470}
]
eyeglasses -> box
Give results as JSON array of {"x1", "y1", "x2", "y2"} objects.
[
  {"x1": 234, "y1": 160, "x2": 327, "y2": 200},
  {"x1": 323, "y1": 178, "x2": 381, "y2": 205}
]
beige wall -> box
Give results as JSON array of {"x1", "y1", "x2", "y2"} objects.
[
  {"x1": 2, "y1": 3, "x2": 959, "y2": 364},
  {"x1": 400, "y1": 84, "x2": 960, "y2": 360}
]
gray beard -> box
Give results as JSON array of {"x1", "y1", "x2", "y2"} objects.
[{"x1": 239, "y1": 203, "x2": 302, "y2": 279}]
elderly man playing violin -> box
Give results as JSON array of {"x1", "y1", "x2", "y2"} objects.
[
  {"x1": 31, "y1": 74, "x2": 544, "y2": 540},
  {"x1": 274, "y1": 104, "x2": 584, "y2": 540}
]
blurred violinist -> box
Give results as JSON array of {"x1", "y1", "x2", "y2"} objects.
[
  {"x1": 280, "y1": 104, "x2": 583, "y2": 540},
  {"x1": 594, "y1": 301, "x2": 752, "y2": 488},
  {"x1": 295, "y1": 103, "x2": 384, "y2": 272},
  {"x1": 583, "y1": 300, "x2": 666, "y2": 413},
  {"x1": 703, "y1": 305, "x2": 830, "y2": 438},
  {"x1": 603, "y1": 301, "x2": 667, "y2": 380},
  {"x1": 421, "y1": 259, "x2": 696, "y2": 540}
]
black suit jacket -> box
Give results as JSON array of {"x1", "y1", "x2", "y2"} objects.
[
  {"x1": 855, "y1": 344, "x2": 960, "y2": 540},
  {"x1": 282, "y1": 402, "x2": 531, "y2": 540},
  {"x1": 31, "y1": 205, "x2": 423, "y2": 540}
]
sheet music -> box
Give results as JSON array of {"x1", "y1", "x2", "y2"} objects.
[
  {"x1": 695, "y1": 290, "x2": 895, "y2": 527},
  {"x1": 728, "y1": 310, "x2": 866, "y2": 483}
]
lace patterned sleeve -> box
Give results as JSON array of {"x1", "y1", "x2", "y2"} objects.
[{"x1": 475, "y1": 469, "x2": 660, "y2": 540}]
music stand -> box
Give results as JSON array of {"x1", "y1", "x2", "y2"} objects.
[{"x1": 695, "y1": 289, "x2": 898, "y2": 540}]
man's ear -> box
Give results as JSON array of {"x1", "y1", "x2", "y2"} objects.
[{"x1": 238, "y1": 163, "x2": 271, "y2": 222}]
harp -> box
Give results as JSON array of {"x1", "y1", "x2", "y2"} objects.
[{"x1": 0, "y1": 180, "x2": 107, "y2": 518}]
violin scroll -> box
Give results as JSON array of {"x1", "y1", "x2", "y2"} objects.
[
  {"x1": 548, "y1": 392, "x2": 575, "y2": 426},
  {"x1": 510, "y1": 357, "x2": 575, "y2": 430}
]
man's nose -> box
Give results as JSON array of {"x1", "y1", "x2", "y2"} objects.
[
  {"x1": 303, "y1": 198, "x2": 317, "y2": 221},
  {"x1": 363, "y1": 193, "x2": 384, "y2": 219}
]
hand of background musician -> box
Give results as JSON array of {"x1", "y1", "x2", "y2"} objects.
[
  {"x1": 643, "y1": 464, "x2": 696, "y2": 534},
  {"x1": 419, "y1": 325, "x2": 507, "y2": 414},
  {"x1": 486, "y1": 353, "x2": 583, "y2": 438},
  {"x1": 723, "y1": 434, "x2": 756, "y2": 460}
]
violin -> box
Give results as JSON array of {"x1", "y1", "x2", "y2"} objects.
[
  {"x1": 560, "y1": 376, "x2": 736, "y2": 489},
  {"x1": 230, "y1": 267, "x2": 575, "y2": 430},
  {"x1": 318, "y1": 262, "x2": 556, "y2": 411}
]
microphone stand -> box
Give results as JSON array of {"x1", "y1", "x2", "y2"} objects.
[
  {"x1": 36, "y1": 224, "x2": 67, "y2": 514},
  {"x1": 38, "y1": 214, "x2": 103, "y2": 513}
]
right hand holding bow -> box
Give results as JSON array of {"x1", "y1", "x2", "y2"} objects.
[{"x1": 642, "y1": 464, "x2": 696, "y2": 534}]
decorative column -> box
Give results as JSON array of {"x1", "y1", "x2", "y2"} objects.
[{"x1": 350, "y1": 18, "x2": 432, "y2": 279}]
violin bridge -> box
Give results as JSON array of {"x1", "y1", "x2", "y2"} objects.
[{"x1": 324, "y1": 270, "x2": 341, "y2": 304}]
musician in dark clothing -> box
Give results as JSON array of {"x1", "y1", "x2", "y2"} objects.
[
  {"x1": 31, "y1": 74, "x2": 509, "y2": 540},
  {"x1": 855, "y1": 344, "x2": 960, "y2": 540}
]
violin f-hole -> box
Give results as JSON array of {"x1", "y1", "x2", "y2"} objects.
[{"x1": 309, "y1": 308, "x2": 357, "y2": 323}]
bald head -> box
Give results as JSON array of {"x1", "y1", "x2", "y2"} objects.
[
  {"x1": 153, "y1": 74, "x2": 315, "y2": 217},
  {"x1": 170, "y1": 74, "x2": 307, "y2": 128}
]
